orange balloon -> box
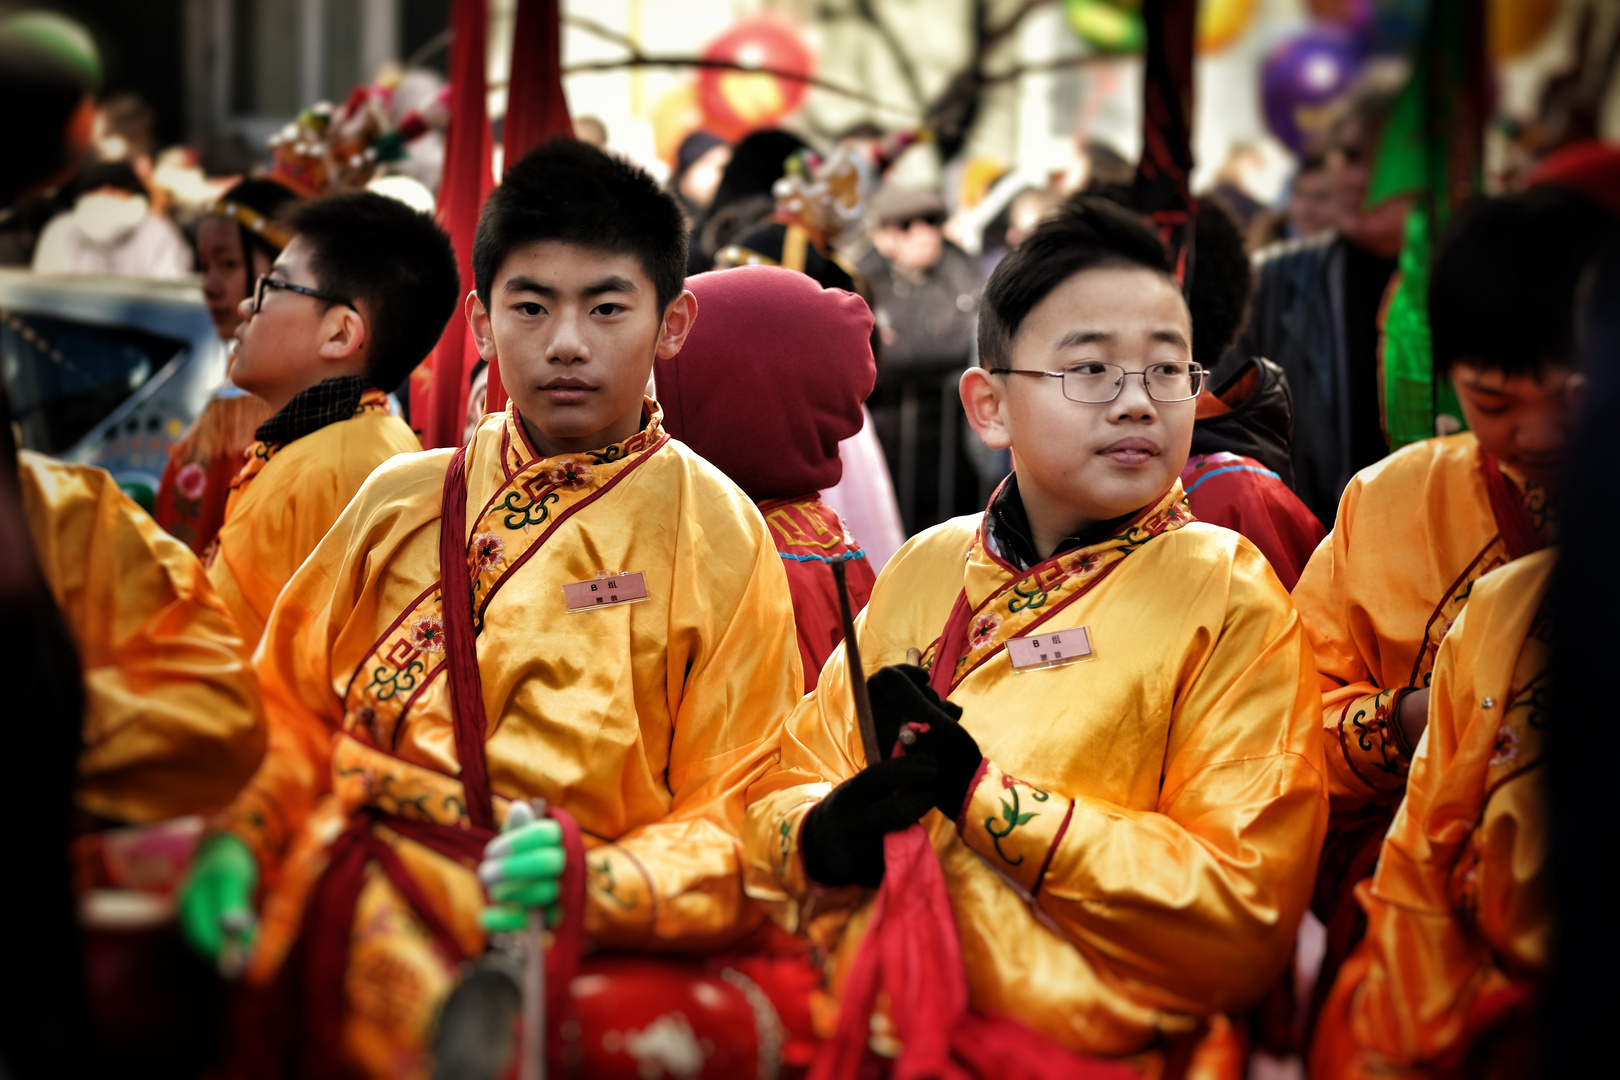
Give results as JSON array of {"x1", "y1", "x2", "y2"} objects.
[
  {"x1": 1490, "y1": 0, "x2": 1558, "y2": 62},
  {"x1": 1198, "y1": 0, "x2": 1258, "y2": 55},
  {"x1": 652, "y1": 82, "x2": 705, "y2": 168}
]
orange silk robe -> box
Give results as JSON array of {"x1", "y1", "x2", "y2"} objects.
[
  {"x1": 18, "y1": 450, "x2": 264, "y2": 823},
  {"x1": 205, "y1": 389, "x2": 420, "y2": 644},
  {"x1": 219, "y1": 403, "x2": 803, "y2": 1078},
  {"x1": 1310, "y1": 549, "x2": 1553, "y2": 1079},
  {"x1": 1291, "y1": 433, "x2": 1550, "y2": 813},
  {"x1": 745, "y1": 482, "x2": 1327, "y2": 1061}
]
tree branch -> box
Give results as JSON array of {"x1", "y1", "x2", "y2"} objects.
[
  {"x1": 981, "y1": 0, "x2": 1055, "y2": 52},
  {"x1": 544, "y1": 56, "x2": 918, "y2": 116},
  {"x1": 848, "y1": 0, "x2": 928, "y2": 109}
]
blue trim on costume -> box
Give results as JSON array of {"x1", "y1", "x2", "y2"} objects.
[
  {"x1": 779, "y1": 547, "x2": 867, "y2": 565},
  {"x1": 1184, "y1": 464, "x2": 1279, "y2": 496}
]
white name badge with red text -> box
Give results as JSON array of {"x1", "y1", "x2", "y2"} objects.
[
  {"x1": 1005, "y1": 626, "x2": 1093, "y2": 672},
  {"x1": 562, "y1": 572, "x2": 649, "y2": 613}
]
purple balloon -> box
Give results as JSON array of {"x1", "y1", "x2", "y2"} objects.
[{"x1": 1262, "y1": 23, "x2": 1366, "y2": 157}]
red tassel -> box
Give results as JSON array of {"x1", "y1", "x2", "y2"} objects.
[{"x1": 423, "y1": 0, "x2": 494, "y2": 447}]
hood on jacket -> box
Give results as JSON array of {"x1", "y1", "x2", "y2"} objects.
[
  {"x1": 1190, "y1": 351, "x2": 1296, "y2": 486},
  {"x1": 657, "y1": 264, "x2": 876, "y2": 500}
]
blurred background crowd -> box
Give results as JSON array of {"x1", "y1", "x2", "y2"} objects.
[{"x1": 6, "y1": 0, "x2": 1616, "y2": 545}]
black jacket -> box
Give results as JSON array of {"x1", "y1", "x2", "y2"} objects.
[
  {"x1": 1191, "y1": 352, "x2": 1297, "y2": 488},
  {"x1": 1242, "y1": 233, "x2": 1349, "y2": 526}
]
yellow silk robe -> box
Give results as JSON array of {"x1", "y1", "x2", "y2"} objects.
[
  {"x1": 745, "y1": 482, "x2": 1327, "y2": 1061},
  {"x1": 206, "y1": 390, "x2": 420, "y2": 643},
  {"x1": 18, "y1": 450, "x2": 264, "y2": 823},
  {"x1": 1311, "y1": 549, "x2": 1553, "y2": 1079},
  {"x1": 1292, "y1": 433, "x2": 1550, "y2": 812},
  {"x1": 218, "y1": 403, "x2": 803, "y2": 1077}
]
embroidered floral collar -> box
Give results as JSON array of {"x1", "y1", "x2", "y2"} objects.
[{"x1": 498, "y1": 397, "x2": 665, "y2": 478}]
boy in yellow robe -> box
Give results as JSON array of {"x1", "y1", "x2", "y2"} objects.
[
  {"x1": 203, "y1": 191, "x2": 453, "y2": 643},
  {"x1": 16, "y1": 448, "x2": 263, "y2": 823},
  {"x1": 1290, "y1": 189, "x2": 1616, "y2": 1001},
  {"x1": 1309, "y1": 548, "x2": 1553, "y2": 1079},
  {"x1": 179, "y1": 140, "x2": 803, "y2": 1077},
  {"x1": 744, "y1": 199, "x2": 1327, "y2": 1068}
]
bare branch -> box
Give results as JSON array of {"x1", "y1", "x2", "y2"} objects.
[
  {"x1": 981, "y1": 0, "x2": 1055, "y2": 52},
  {"x1": 549, "y1": 56, "x2": 920, "y2": 116},
  {"x1": 848, "y1": 0, "x2": 928, "y2": 109},
  {"x1": 975, "y1": 52, "x2": 1104, "y2": 87},
  {"x1": 563, "y1": 13, "x2": 641, "y2": 56}
]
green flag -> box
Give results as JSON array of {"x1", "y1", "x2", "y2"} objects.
[{"x1": 1367, "y1": 0, "x2": 1486, "y2": 449}]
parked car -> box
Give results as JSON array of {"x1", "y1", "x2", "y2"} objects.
[{"x1": 1, "y1": 270, "x2": 225, "y2": 511}]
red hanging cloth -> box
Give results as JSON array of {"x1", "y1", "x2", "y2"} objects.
[
  {"x1": 478, "y1": 0, "x2": 575, "y2": 417},
  {"x1": 418, "y1": 0, "x2": 494, "y2": 448}
]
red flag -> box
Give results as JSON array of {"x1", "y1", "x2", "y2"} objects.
[
  {"x1": 480, "y1": 0, "x2": 574, "y2": 417},
  {"x1": 420, "y1": 0, "x2": 494, "y2": 448}
]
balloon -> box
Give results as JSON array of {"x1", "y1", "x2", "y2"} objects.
[
  {"x1": 652, "y1": 82, "x2": 705, "y2": 167},
  {"x1": 1063, "y1": 0, "x2": 1144, "y2": 55},
  {"x1": 1261, "y1": 24, "x2": 1365, "y2": 156},
  {"x1": 1199, "y1": 0, "x2": 1260, "y2": 55},
  {"x1": 697, "y1": 17, "x2": 814, "y2": 143},
  {"x1": 1490, "y1": 0, "x2": 1558, "y2": 61},
  {"x1": 0, "y1": 11, "x2": 102, "y2": 93}
]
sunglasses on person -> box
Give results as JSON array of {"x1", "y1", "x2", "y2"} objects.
[
  {"x1": 989, "y1": 361, "x2": 1205, "y2": 404},
  {"x1": 895, "y1": 212, "x2": 946, "y2": 230},
  {"x1": 252, "y1": 274, "x2": 358, "y2": 314}
]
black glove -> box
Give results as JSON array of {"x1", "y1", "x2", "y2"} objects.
[
  {"x1": 800, "y1": 756, "x2": 939, "y2": 888},
  {"x1": 867, "y1": 664, "x2": 982, "y2": 819}
]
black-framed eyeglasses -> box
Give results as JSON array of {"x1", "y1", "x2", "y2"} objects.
[
  {"x1": 989, "y1": 361, "x2": 1204, "y2": 404},
  {"x1": 252, "y1": 274, "x2": 358, "y2": 314}
]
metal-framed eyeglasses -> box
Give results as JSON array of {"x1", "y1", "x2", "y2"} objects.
[
  {"x1": 988, "y1": 361, "x2": 1204, "y2": 404},
  {"x1": 252, "y1": 274, "x2": 358, "y2": 315}
]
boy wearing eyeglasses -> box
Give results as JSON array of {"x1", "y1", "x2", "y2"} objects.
[
  {"x1": 202, "y1": 192, "x2": 455, "y2": 644},
  {"x1": 744, "y1": 199, "x2": 1326, "y2": 1065}
]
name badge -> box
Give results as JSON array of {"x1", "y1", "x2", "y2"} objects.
[
  {"x1": 562, "y1": 571, "x2": 649, "y2": 613},
  {"x1": 1005, "y1": 626, "x2": 1093, "y2": 672}
]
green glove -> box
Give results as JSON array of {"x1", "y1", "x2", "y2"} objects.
[
  {"x1": 178, "y1": 833, "x2": 259, "y2": 967},
  {"x1": 478, "y1": 810, "x2": 565, "y2": 934}
]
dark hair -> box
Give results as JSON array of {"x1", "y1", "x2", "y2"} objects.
[
  {"x1": 474, "y1": 138, "x2": 687, "y2": 309},
  {"x1": 1187, "y1": 200, "x2": 1251, "y2": 371},
  {"x1": 287, "y1": 191, "x2": 460, "y2": 390},
  {"x1": 979, "y1": 196, "x2": 1175, "y2": 370},
  {"x1": 1431, "y1": 187, "x2": 1620, "y2": 376},
  {"x1": 70, "y1": 160, "x2": 145, "y2": 201}
]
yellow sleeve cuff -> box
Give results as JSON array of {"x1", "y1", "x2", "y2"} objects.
[{"x1": 958, "y1": 760, "x2": 1075, "y2": 895}]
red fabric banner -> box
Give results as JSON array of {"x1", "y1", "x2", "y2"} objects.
[
  {"x1": 481, "y1": 0, "x2": 575, "y2": 418},
  {"x1": 419, "y1": 0, "x2": 494, "y2": 448}
]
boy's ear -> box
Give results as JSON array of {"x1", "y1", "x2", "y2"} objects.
[
  {"x1": 654, "y1": 290, "x2": 698, "y2": 360},
  {"x1": 317, "y1": 303, "x2": 368, "y2": 364},
  {"x1": 466, "y1": 291, "x2": 498, "y2": 361},
  {"x1": 961, "y1": 366, "x2": 1011, "y2": 451}
]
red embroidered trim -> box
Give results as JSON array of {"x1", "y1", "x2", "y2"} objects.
[{"x1": 1030, "y1": 797, "x2": 1076, "y2": 896}]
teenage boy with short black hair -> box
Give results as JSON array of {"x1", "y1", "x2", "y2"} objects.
[
  {"x1": 745, "y1": 199, "x2": 1327, "y2": 1068},
  {"x1": 202, "y1": 191, "x2": 454, "y2": 643},
  {"x1": 181, "y1": 140, "x2": 802, "y2": 1078}
]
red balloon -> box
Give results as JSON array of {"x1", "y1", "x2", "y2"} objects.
[{"x1": 698, "y1": 16, "x2": 814, "y2": 142}]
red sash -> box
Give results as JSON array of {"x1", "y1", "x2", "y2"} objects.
[
  {"x1": 1479, "y1": 451, "x2": 1547, "y2": 562},
  {"x1": 265, "y1": 445, "x2": 588, "y2": 1079}
]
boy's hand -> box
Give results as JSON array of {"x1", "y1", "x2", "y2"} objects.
[
  {"x1": 868, "y1": 664, "x2": 982, "y2": 817},
  {"x1": 1397, "y1": 686, "x2": 1432, "y2": 753},
  {"x1": 868, "y1": 664, "x2": 962, "y2": 758},
  {"x1": 178, "y1": 834, "x2": 259, "y2": 965},
  {"x1": 478, "y1": 816, "x2": 565, "y2": 933},
  {"x1": 801, "y1": 756, "x2": 939, "y2": 888}
]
